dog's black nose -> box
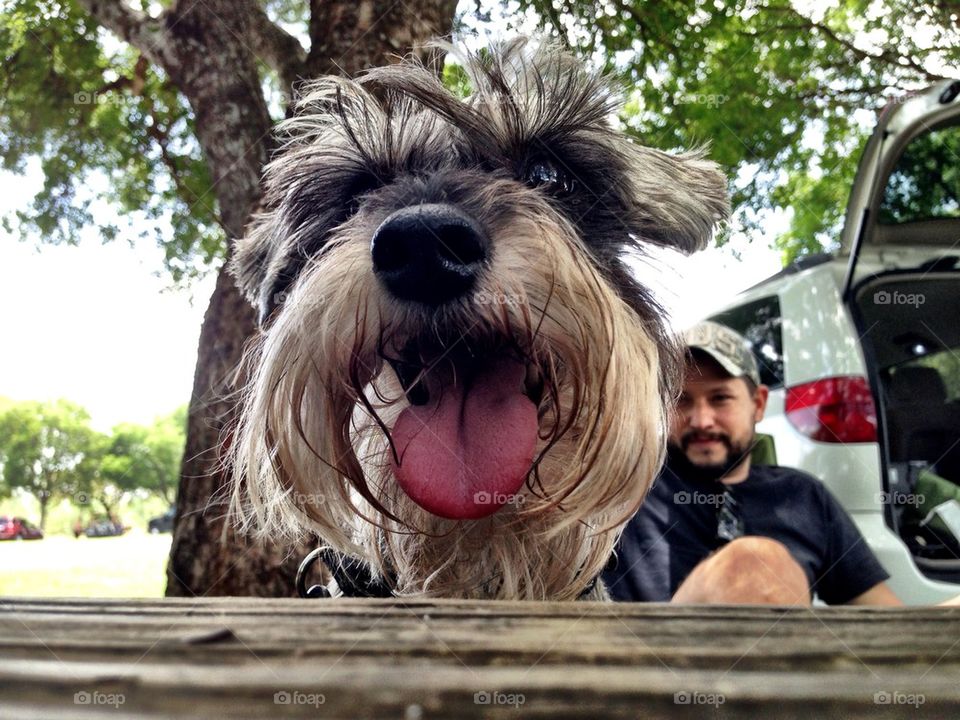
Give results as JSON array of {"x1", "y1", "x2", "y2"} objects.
[{"x1": 371, "y1": 204, "x2": 489, "y2": 306}]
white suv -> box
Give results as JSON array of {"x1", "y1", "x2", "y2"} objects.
[{"x1": 708, "y1": 79, "x2": 960, "y2": 604}]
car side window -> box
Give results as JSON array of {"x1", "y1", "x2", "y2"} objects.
[{"x1": 709, "y1": 296, "x2": 785, "y2": 389}]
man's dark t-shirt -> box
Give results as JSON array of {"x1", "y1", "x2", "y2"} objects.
[{"x1": 602, "y1": 462, "x2": 890, "y2": 604}]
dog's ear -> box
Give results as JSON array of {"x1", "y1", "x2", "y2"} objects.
[
  {"x1": 230, "y1": 209, "x2": 286, "y2": 326},
  {"x1": 628, "y1": 146, "x2": 729, "y2": 254}
]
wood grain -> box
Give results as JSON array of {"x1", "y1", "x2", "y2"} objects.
[{"x1": 1, "y1": 597, "x2": 957, "y2": 718}]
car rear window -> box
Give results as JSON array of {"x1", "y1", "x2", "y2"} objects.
[
  {"x1": 709, "y1": 295, "x2": 785, "y2": 389},
  {"x1": 879, "y1": 118, "x2": 960, "y2": 224}
]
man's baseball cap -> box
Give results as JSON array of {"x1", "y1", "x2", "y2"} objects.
[{"x1": 683, "y1": 321, "x2": 761, "y2": 386}]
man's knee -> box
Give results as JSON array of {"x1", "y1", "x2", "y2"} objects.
[
  {"x1": 672, "y1": 536, "x2": 811, "y2": 605},
  {"x1": 714, "y1": 536, "x2": 799, "y2": 576}
]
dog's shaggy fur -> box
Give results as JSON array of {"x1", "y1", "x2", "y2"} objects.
[{"x1": 228, "y1": 39, "x2": 728, "y2": 600}]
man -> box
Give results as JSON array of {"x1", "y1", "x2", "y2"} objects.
[{"x1": 603, "y1": 321, "x2": 903, "y2": 606}]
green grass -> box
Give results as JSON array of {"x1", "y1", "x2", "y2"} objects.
[
  {"x1": 1, "y1": 491, "x2": 172, "y2": 597},
  {"x1": 0, "y1": 533, "x2": 172, "y2": 597}
]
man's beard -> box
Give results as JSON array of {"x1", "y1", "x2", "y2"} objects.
[{"x1": 667, "y1": 431, "x2": 756, "y2": 484}]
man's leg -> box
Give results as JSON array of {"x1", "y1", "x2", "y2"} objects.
[{"x1": 671, "y1": 536, "x2": 811, "y2": 605}]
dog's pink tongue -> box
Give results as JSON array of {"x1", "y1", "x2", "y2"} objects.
[{"x1": 392, "y1": 357, "x2": 537, "y2": 519}]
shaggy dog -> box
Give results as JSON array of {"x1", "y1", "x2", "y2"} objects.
[{"x1": 228, "y1": 39, "x2": 727, "y2": 600}]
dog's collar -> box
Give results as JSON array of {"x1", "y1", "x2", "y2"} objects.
[
  {"x1": 296, "y1": 547, "x2": 600, "y2": 600},
  {"x1": 296, "y1": 547, "x2": 394, "y2": 599}
]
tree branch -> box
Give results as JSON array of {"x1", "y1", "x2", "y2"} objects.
[
  {"x1": 74, "y1": 0, "x2": 176, "y2": 70},
  {"x1": 246, "y1": 4, "x2": 307, "y2": 91},
  {"x1": 143, "y1": 105, "x2": 229, "y2": 236},
  {"x1": 765, "y1": 7, "x2": 950, "y2": 83}
]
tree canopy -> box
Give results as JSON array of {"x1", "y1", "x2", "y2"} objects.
[
  {"x1": 1, "y1": 0, "x2": 220, "y2": 282},
  {"x1": 0, "y1": 399, "x2": 94, "y2": 528},
  {"x1": 516, "y1": 0, "x2": 959, "y2": 262},
  {"x1": 81, "y1": 406, "x2": 186, "y2": 516},
  {"x1": 0, "y1": 399, "x2": 186, "y2": 527},
  {"x1": 5, "y1": 2, "x2": 958, "y2": 267}
]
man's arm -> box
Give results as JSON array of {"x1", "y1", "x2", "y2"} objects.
[
  {"x1": 848, "y1": 583, "x2": 960, "y2": 606},
  {"x1": 846, "y1": 581, "x2": 904, "y2": 606}
]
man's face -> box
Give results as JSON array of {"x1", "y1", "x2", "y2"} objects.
[{"x1": 668, "y1": 355, "x2": 768, "y2": 482}]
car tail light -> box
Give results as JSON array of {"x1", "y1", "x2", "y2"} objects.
[{"x1": 785, "y1": 376, "x2": 877, "y2": 443}]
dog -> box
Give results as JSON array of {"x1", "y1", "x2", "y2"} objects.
[{"x1": 228, "y1": 39, "x2": 728, "y2": 600}]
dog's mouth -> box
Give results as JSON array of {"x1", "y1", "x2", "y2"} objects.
[{"x1": 385, "y1": 341, "x2": 543, "y2": 520}]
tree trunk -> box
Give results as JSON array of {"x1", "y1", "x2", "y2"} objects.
[
  {"x1": 304, "y1": 0, "x2": 459, "y2": 77},
  {"x1": 158, "y1": 0, "x2": 292, "y2": 596},
  {"x1": 76, "y1": 0, "x2": 457, "y2": 596},
  {"x1": 162, "y1": 0, "x2": 459, "y2": 596},
  {"x1": 37, "y1": 491, "x2": 49, "y2": 532}
]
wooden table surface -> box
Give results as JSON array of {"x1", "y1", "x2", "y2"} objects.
[{"x1": 1, "y1": 597, "x2": 958, "y2": 718}]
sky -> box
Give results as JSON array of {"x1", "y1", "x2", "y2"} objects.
[{"x1": 0, "y1": 163, "x2": 216, "y2": 432}]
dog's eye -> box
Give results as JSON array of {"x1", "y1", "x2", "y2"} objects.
[
  {"x1": 524, "y1": 158, "x2": 577, "y2": 195},
  {"x1": 345, "y1": 174, "x2": 382, "y2": 215}
]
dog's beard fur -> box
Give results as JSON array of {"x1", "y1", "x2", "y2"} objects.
[{"x1": 228, "y1": 39, "x2": 728, "y2": 600}]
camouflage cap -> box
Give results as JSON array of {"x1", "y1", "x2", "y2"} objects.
[{"x1": 683, "y1": 320, "x2": 761, "y2": 386}]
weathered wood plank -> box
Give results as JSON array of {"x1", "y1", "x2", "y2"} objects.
[
  {"x1": 3, "y1": 598, "x2": 958, "y2": 668},
  {"x1": 0, "y1": 598, "x2": 957, "y2": 718},
  {"x1": 2, "y1": 658, "x2": 956, "y2": 719}
]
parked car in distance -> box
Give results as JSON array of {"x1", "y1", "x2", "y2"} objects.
[
  {"x1": 707, "y1": 78, "x2": 960, "y2": 605},
  {"x1": 82, "y1": 518, "x2": 128, "y2": 538},
  {"x1": 148, "y1": 506, "x2": 176, "y2": 534},
  {"x1": 0, "y1": 516, "x2": 44, "y2": 540}
]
